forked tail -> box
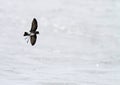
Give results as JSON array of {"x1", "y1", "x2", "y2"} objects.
[{"x1": 24, "y1": 32, "x2": 30, "y2": 36}]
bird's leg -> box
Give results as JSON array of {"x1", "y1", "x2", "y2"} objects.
[
  {"x1": 24, "y1": 36, "x2": 29, "y2": 44},
  {"x1": 25, "y1": 37, "x2": 28, "y2": 40},
  {"x1": 26, "y1": 37, "x2": 29, "y2": 43}
]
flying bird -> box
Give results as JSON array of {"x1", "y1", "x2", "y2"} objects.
[{"x1": 24, "y1": 18, "x2": 39, "y2": 46}]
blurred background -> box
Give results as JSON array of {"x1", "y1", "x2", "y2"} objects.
[{"x1": 0, "y1": 0, "x2": 120, "y2": 85}]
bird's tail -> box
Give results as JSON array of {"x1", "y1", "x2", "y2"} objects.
[{"x1": 24, "y1": 32, "x2": 30, "y2": 36}]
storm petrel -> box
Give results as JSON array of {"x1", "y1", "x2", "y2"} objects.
[{"x1": 24, "y1": 18, "x2": 39, "y2": 46}]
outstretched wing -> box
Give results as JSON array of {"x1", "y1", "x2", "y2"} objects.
[
  {"x1": 30, "y1": 35, "x2": 37, "y2": 46},
  {"x1": 30, "y1": 18, "x2": 38, "y2": 32}
]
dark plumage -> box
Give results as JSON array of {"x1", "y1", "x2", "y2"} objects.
[
  {"x1": 24, "y1": 18, "x2": 39, "y2": 46},
  {"x1": 30, "y1": 35, "x2": 37, "y2": 45},
  {"x1": 30, "y1": 18, "x2": 38, "y2": 32},
  {"x1": 24, "y1": 32, "x2": 30, "y2": 36}
]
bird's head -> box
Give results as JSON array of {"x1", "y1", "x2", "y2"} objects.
[{"x1": 36, "y1": 31, "x2": 39, "y2": 34}]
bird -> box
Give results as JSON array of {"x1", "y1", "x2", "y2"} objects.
[{"x1": 24, "y1": 18, "x2": 39, "y2": 46}]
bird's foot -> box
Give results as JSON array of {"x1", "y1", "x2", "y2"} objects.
[{"x1": 24, "y1": 36, "x2": 29, "y2": 44}]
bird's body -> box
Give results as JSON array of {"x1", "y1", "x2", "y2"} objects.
[{"x1": 24, "y1": 18, "x2": 39, "y2": 46}]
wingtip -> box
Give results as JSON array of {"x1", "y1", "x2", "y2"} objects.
[
  {"x1": 33, "y1": 18, "x2": 37, "y2": 21},
  {"x1": 32, "y1": 18, "x2": 37, "y2": 23},
  {"x1": 31, "y1": 43, "x2": 35, "y2": 46}
]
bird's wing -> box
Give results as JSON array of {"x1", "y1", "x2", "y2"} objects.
[
  {"x1": 30, "y1": 35, "x2": 37, "y2": 46},
  {"x1": 30, "y1": 18, "x2": 38, "y2": 32}
]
